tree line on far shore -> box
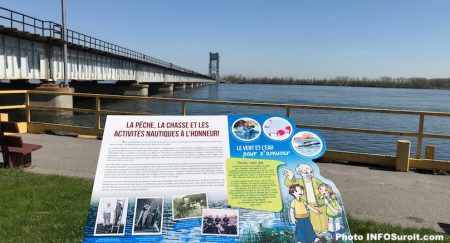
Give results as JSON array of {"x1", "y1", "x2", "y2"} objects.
[{"x1": 222, "y1": 75, "x2": 450, "y2": 89}]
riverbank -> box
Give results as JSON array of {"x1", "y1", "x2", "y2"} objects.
[
  {"x1": 223, "y1": 75, "x2": 450, "y2": 90},
  {"x1": 19, "y1": 133, "x2": 450, "y2": 233}
]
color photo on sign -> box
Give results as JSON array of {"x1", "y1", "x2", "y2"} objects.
[
  {"x1": 94, "y1": 197, "x2": 128, "y2": 236},
  {"x1": 201, "y1": 209, "x2": 239, "y2": 236}
]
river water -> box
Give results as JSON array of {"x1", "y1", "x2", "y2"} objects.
[{"x1": 26, "y1": 83, "x2": 450, "y2": 160}]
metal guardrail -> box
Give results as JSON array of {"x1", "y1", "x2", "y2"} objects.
[
  {"x1": 0, "y1": 6, "x2": 209, "y2": 78},
  {"x1": 1, "y1": 90, "x2": 450, "y2": 161}
]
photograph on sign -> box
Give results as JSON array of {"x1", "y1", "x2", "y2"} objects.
[
  {"x1": 93, "y1": 197, "x2": 128, "y2": 236},
  {"x1": 172, "y1": 193, "x2": 208, "y2": 221},
  {"x1": 132, "y1": 197, "x2": 163, "y2": 235}
]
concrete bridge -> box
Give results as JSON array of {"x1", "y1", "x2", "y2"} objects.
[{"x1": 0, "y1": 7, "x2": 214, "y2": 97}]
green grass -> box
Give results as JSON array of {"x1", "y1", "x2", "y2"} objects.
[
  {"x1": 0, "y1": 170, "x2": 448, "y2": 242},
  {"x1": 0, "y1": 170, "x2": 92, "y2": 243},
  {"x1": 348, "y1": 217, "x2": 450, "y2": 242}
]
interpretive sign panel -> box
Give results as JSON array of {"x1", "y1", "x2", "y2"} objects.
[{"x1": 83, "y1": 115, "x2": 352, "y2": 242}]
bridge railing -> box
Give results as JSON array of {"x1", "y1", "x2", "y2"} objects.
[
  {"x1": 0, "y1": 90, "x2": 449, "y2": 172},
  {"x1": 0, "y1": 7, "x2": 55, "y2": 36},
  {"x1": 0, "y1": 6, "x2": 209, "y2": 78}
]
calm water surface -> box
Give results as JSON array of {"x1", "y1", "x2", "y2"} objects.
[{"x1": 28, "y1": 84, "x2": 450, "y2": 160}]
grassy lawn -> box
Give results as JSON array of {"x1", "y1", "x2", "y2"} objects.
[
  {"x1": 347, "y1": 217, "x2": 449, "y2": 242},
  {"x1": 0, "y1": 170, "x2": 92, "y2": 243},
  {"x1": 0, "y1": 170, "x2": 448, "y2": 242}
]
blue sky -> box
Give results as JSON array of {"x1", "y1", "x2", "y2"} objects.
[{"x1": 1, "y1": 0, "x2": 449, "y2": 78}]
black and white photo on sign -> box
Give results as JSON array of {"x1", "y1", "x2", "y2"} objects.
[
  {"x1": 201, "y1": 208, "x2": 239, "y2": 236},
  {"x1": 172, "y1": 193, "x2": 208, "y2": 220},
  {"x1": 94, "y1": 197, "x2": 128, "y2": 236},
  {"x1": 132, "y1": 197, "x2": 164, "y2": 235}
]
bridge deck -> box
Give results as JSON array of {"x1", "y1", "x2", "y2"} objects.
[{"x1": 0, "y1": 6, "x2": 213, "y2": 83}]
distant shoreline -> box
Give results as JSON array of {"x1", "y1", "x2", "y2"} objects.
[{"x1": 222, "y1": 75, "x2": 450, "y2": 90}]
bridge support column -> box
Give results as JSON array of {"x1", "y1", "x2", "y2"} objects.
[
  {"x1": 158, "y1": 83, "x2": 174, "y2": 93},
  {"x1": 117, "y1": 82, "x2": 149, "y2": 96},
  {"x1": 174, "y1": 83, "x2": 186, "y2": 90},
  {"x1": 71, "y1": 81, "x2": 148, "y2": 96},
  {"x1": 186, "y1": 83, "x2": 194, "y2": 88},
  {"x1": 33, "y1": 84, "x2": 74, "y2": 109}
]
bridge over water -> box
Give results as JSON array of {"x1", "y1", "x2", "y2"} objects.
[{"x1": 0, "y1": 6, "x2": 214, "y2": 98}]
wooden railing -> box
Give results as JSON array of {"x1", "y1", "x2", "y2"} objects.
[{"x1": 1, "y1": 90, "x2": 449, "y2": 172}]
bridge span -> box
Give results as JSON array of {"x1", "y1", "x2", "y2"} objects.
[{"x1": 0, "y1": 6, "x2": 214, "y2": 98}]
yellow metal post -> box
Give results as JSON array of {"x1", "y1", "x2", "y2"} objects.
[
  {"x1": 415, "y1": 114, "x2": 425, "y2": 159},
  {"x1": 396, "y1": 140, "x2": 411, "y2": 172},
  {"x1": 95, "y1": 96, "x2": 101, "y2": 133},
  {"x1": 25, "y1": 92, "x2": 31, "y2": 123},
  {"x1": 425, "y1": 145, "x2": 435, "y2": 160},
  {"x1": 181, "y1": 102, "x2": 186, "y2": 116},
  {"x1": 0, "y1": 113, "x2": 8, "y2": 121},
  {"x1": 285, "y1": 106, "x2": 291, "y2": 117}
]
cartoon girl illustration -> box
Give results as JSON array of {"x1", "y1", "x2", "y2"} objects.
[
  {"x1": 289, "y1": 184, "x2": 321, "y2": 243},
  {"x1": 318, "y1": 183, "x2": 342, "y2": 234}
]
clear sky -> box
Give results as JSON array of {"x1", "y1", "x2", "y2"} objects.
[{"x1": 1, "y1": 0, "x2": 449, "y2": 78}]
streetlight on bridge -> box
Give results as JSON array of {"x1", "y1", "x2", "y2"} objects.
[{"x1": 61, "y1": 0, "x2": 69, "y2": 87}]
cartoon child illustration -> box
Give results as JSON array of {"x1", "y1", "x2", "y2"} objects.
[
  {"x1": 318, "y1": 183, "x2": 342, "y2": 234},
  {"x1": 284, "y1": 164, "x2": 328, "y2": 236},
  {"x1": 289, "y1": 184, "x2": 321, "y2": 243}
]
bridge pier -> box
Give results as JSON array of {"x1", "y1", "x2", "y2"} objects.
[
  {"x1": 186, "y1": 83, "x2": 194, "y2": 89},
  {"x1": 158, "y1": 83, "x2": 174, "y2": 93},
  {"x1": 148, "y1": 83, "x2": 174, "y2": 94},
  {"x1": 117, "y1": 81, "x2": 149, "y2": 96},
  {"x1": 174, "y1": 83, "x2": 186, "y2": 90},
  {"x1": 33, "y1": 84, "x2": 74, "y2": 109},
  {"x1": 71, "y1": 81, "x2": 148, "y2": 96}
]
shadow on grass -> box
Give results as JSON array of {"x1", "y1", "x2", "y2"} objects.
[{"x1": 438, "y1": 223, "x2": 450, "y2": 235}]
